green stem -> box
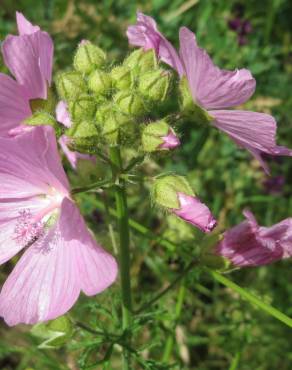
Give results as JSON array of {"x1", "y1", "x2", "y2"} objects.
[
  {"x1": 71, "y1": 178, "x2": 112, "y2": 195},
  {"x1": 209, "y1": 269, "x2": 292, "y2": 328},
  {"x1": 109, "y1": 146, "x2": 132, "y2": 370},
  {"x1": 162, "y1": 282, "x2": 186, "y2": 363}
]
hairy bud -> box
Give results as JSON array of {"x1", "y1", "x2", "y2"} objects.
[
  {"x1": 111, "y1": 65, "x2": 133, "y2": 90},
  {"x1": 153, "y1": 175, "x2": 216, "y2": 232},
  {"x1": 67, "y1": 120, "x2": 98, "y2": 139},
  {"x1": 73, "y1": 40, "x2": 106, "y2": 74},
  {"x1": 142, "y1": 120, "x2": 180, "y2": 152},
  {"x1": 68, "y1": 94, "x2": 96, "y2": 122},
  {"x1": 153, "y1": 175, "x2": 194, "y2": 209},
  {"x1": 124, "y1": 48, "x2": 157, "y2": 74},
  {"x1": 95, "y1": 102, "x2": 113, "y2": 124},
  {"x1": 88, "y1": 70, "x2": 112, "y2": 95},
  {"x1": 138, "y1": 69, "x2": 171, "y2": 102},
  {"x1": 55, "y1": 71, "x2": 87, "y2": 101},
  {"x1": 114, "y1": 91, "x2": 145, "y2": 116}
]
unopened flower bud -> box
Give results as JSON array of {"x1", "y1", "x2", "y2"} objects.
[
  {"x1": 95, "y1": 102, "x2": 113, "y2": 124},
  {"x1": 138, "y1": 69, "x2": 171, "y2": 102},
  {"x1": 124, "y1": 48, "x2": 157, "y2": 74},
  {"x1": 111, "y1": 65, "x2": 133, "y2": 90},
  {"x1": 55, "y1": 71, "x2": 87, "y2": 101},
  {"x1": 114, "y1": 91, "x2": 145, "y2": 116},
  {"x1": 67, "y1": 120, "x2": 98, "y2": 139},
  {"x1": 88, "y1": 70, "x2": 112, "y2": 95},
  {"x1": 73, "y1": 40, "x2": 106, "y2": 74},
  {"x1": 153, "y1": 175, "x2": 217, "y2": 233},
  {"x1": 68, "y1": 94, "x2": 96, "y2": 122},
  {"x1": 142, "y1": 120, "x2": 180, "y2": 152},
  {"x1": 102, "y1": 115, "x2": 119, "y2": 144},
  {"x1": 101, "y1": 111, "x2": 135, "y2": 145},
  {"x1": 179, "y1": 77, "x2": 212, "y2": 124}
]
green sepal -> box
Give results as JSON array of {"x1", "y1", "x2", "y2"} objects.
[
  {"x1": 29, "y1": 87, "x2": 56, "y2": 114},
  {"x1": 142, "y1": 120, "x2": 169, "y2": 152},
  {"x1": 179, "y1": 77, "x2": 213, "y2": 124},
  {"x1": 31, "y1": 315, "x2": 73, "y2": 349},
  {"x1": 67, "y1": 136, "x2": 101, "y2": 155},
  {"x1": 152, "y1": 174, "x2": 194, "y2": 209},
  {"x1": 25, "y1": 111, "x2": 63, "y2": 137}
]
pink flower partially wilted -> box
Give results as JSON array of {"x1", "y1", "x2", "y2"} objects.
[
  {"x1": 0, "y1": 12, "x2": 53, "y2": 137},
  {"x1": 179, "y1": 27, "x2": 292, "y2": 174},
  {"x1": 0, "y1": 126, "x2": 117, "y2": 326},
  {"x1": 127, "y1": 12, "x2": 184, "y2": 76},
  {"x1": 128, "y1": 13, "x2": 292, "y2": 173},
  {"x1": 216, "y1": 210, "x2": 292, "y2": 267},
  {"x1": 56, "y1": 101, "x2": 96, "y2": 170},
  {"x1": 173, "y1": 193, "x2": 217, "y2": 233},
  {"x1": 159, "y1": 128, "x2": 180, "y2": 150}
]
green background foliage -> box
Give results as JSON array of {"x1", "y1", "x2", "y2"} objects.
[{"x1": 1, "y1": 0, "x2": 292, "y2": 369}]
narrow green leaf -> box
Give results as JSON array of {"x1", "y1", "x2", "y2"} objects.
[{"x1": 209, "y1": 269, "x2": 292, "y2": 328}]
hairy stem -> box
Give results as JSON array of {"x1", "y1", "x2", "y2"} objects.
[{"x1": 109, "y1": 146, "x2": 132, "y2": 370}]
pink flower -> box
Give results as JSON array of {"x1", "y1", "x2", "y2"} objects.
[
  {"x1": 0, "y1": 126, "x2": 117, "y2": 326},
  {"x1": 173, "y1": 193, "x2": 217, "y2": 233},
  {"x1": 216, "y1": 210, "x2": 292, "y2": 267},
  {"x1": 178, "y1": 27, "x2": 292, "y2": 173},
  {"x1": 56, "y1": 101, "x2": 96, "y2": 170},
  {"x1": 0, "y1": 12, "x2": 53, "y2": 137},
  {"x1": 127, "y1": 12, "x2": 184, "y2": 76},
  {"x1": 159, "y1": 128, "x2": 180, "y2": 150},
  {"x1": 128, "y1": 13, "x2": 292, "y2": 173}
]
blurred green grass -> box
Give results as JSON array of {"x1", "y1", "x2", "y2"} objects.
[{"x1": 1, "y1": 1, "x2": 292, "y2": 369}]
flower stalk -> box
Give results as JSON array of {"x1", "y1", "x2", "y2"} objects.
[{"x1": 109, "y1": 146, "x2": 132, "y2": 369}]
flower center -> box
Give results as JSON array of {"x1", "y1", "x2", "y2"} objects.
[{"x1": 13, "y1": 188, "x2": 65, "y2": 248}]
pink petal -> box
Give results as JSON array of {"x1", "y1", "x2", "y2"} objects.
[
  {"x1": 0, "y1": 198, "x2": 46, "y2": 264},
  {"x1": 16, "y1": 12, "x2": 40, "y2": 35},
  {"x1": 179, "y1": 27, "x2": 256, "y2": 109},
  {"x1": 217, "y1": 211, "x2": 292, "y2": 267},
  {"x1": 0, "y1": 198, "x2": 117, "y2": 326},
  {"x1": 0, "y1": 73, "x2": 31, "y2": 137},
  {"x1": 173, "y1": 192, "x2": 217, "y2": 233},
  {"x1": 210, "y1": 110, "x2": 292, "y2": 173},
  {"x1": 60, "y1": 198, "x2": 118, "y2": 296},
  {"x1": 160, "y1": 129, "x2": 180, "y2": 149},
  {"x1": 127, "y1": 12, "x2": 184, "y2": 76},
  {"x1": 0, "y1": 126, "x2": 70, "y2": 195},
  {"x1": 2, "y1": 29, "x2": 53, "y2": 99},
  {"x1": 56, "y1": 101, "x2": 72, "y2": 128}
]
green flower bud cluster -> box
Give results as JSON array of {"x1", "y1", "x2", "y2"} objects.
[{"x1": 55, "y1": 42, "x2": 175, "y2": 150}]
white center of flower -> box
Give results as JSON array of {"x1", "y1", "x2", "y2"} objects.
[{"x1": 13, "y1": 187, "x2": 65, "y2": 247}]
